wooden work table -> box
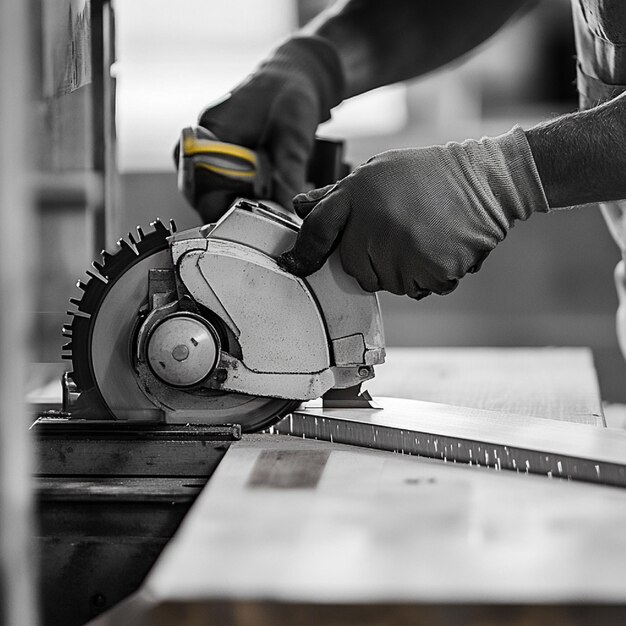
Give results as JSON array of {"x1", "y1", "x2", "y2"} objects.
[
  {"x1": 91, "y1": 348, "x2": 626, "y2": 626},
  {"x1": 367, "y1": 347, "x2": 604, "y2": 425}
]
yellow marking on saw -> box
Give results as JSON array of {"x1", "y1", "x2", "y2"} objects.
[
  {"x1": 183, "y1": 135, "x2": 257, "y2": 179},
  {"x1": 193, "y1": 162, "x2": 257, "y2": 179},
  {"x1": 183, "y1": 136, "x2": 257, "y2": 165}
]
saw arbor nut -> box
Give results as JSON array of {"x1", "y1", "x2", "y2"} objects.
[{"x1": 146, "y1": 314, "x2": 220, "y2": 388}]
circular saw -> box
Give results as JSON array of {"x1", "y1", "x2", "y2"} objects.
[{"x1": 63, "y1": 198, "x2": 385, "y2": 432}]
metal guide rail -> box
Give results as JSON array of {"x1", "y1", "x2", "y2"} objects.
[{"x1": 274, "y1": 397, "x2": 626, "y2": 488}]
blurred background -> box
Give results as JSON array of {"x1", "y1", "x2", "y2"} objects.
[{"x1": 37, "y1": 0, "x2": 626, "y2": 401}]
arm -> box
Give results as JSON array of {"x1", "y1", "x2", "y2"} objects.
[
  {"x1": 527, "y1": 92, "x2": 626, "y2": 206},
  {"x1": 278, "y1": 96, "x2": 626, "y2": 298},
  {"x1": 304, "y1": 0, "x2": 532, "y2": 97}
]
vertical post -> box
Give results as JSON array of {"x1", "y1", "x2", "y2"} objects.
[
  {"x1": 90, "y1": 0, "x2": 107, "y2": 254},
  {"x1": 91, "y1": 0, "x2": 118, "y2": 253},
  {"x1": 0, "y1": 0, "x2": 37, "y2": 623},
  {"x1": 103, "y1": 0, "x2": 120, "y2": 250}
]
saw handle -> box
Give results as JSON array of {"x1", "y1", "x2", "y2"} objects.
[
  {"x1": 177, "y1": 126, "x2": 349, "y2": 210},
  {"x1": 307, "y1": 137, "x2": 351, "y2": 188}
]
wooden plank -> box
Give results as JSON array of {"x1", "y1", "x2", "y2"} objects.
[
  {"x1": 367, "y1": 348, "x2": 603, "y2": 425},
  {"x1": 32, "y1": 420, "x2": 239, "y2": 477},
  {"x1": 89, "y1": 599, "x2": 626, "y2": 626},
  {"x1": 36, "y1": 477, "x2": 206, "y2": 502},
  {"x1": 87, "y1": 349, "x2": 615, "y2": 623},
  {"x1": 95, "y1": 434, "x2": 626, "y2": 625}
]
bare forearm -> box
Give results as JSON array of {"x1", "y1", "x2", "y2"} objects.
[
  {"x1": 301, "y1": 0, "x2": 531, "y2": 98},
  {"x1": 526, "y1": 94, "x2": 626, "y2": 207}
]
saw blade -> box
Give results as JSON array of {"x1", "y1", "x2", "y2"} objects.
[
  {"x1": 275, "y1": 398, "x2": 626, "y2": 488},
  {"x1": 64, "y1": 219, "x2": 299, "y2": 431}
]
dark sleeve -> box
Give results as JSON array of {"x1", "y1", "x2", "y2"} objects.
[{"x1": 305, "y1": 0, "x2": 534, "y2": 97}]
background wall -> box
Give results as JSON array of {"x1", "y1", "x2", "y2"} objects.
[{"x1": 42, "y1": 0, "x2": 626, "y2": 402}]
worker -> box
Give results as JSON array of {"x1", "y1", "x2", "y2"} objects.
[{"x1": 186, "y1": 1, "x2": 626, "y2": 348}]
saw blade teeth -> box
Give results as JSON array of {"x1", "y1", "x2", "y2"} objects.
[
  {"x1": 101, "y1": 250, "x2": 114, "y2": 264},
  {"x1": 67, "y1": 220, "x2": 174, "y2": 395},
  {"x1": 86, "y1": 269, "x2": 107, "y2": 284},
  {"x1": 92, "y1": 260, "x2": 105, "y2": 275},
  {"x1": 117, "y1": 237, "x2": 138, "y2": 256},
  {"x1": 64, "y1": 315, "x2": 92, "y2": 388},
  {"x1": 151, "y1": 218, "x2": 168, "y2": 235},
  {"x1": 67, "y1": 303, "x2": 91, "y2": 319},
  {"x1": 62, "y1": 341, "x2": 73, "y2": 352},
  {"x1": 95, "y1": 239, "x2": 144, "y2": 280},
  {"x1": 61, "y1": 354, "x2": 72, "y2": 360}
]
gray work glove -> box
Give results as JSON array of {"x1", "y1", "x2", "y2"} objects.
[
  {"x1": 186, "y1": 36, "x2": 345, "y2": 222},
  {"x1": 278, "y1": 126, "x2": 549, "y2": 299}
]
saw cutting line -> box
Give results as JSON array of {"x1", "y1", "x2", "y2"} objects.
[{"x1": 277, "y1": 398, "x2": 626, "y2": 487}]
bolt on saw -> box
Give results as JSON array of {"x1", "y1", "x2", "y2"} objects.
[{"x1": 62, "y1": 128, "x2": 386, "y2": 432}]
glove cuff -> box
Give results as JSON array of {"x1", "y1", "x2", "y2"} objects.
[
  {"x1": 267, "y1": 36, "x2": 346, "y2": 122},
  {"x1": 488, "y1": 125, "x2": 550, "y2": 220}
]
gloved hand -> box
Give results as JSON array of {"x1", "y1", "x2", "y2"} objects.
[
  {"x1": 180, "y1": 36, "x2": 345, "y2": 222},
  {"x1": 278, "y1": 126, "x2": 549, "y2": 299}
]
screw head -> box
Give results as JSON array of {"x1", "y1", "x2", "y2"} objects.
[
  {"x1": 172, "y1": 344, "x2": 190, "y2": 361},
  {"x1": 214, "y1": 368, "x2": 228, "y2": 384}
]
